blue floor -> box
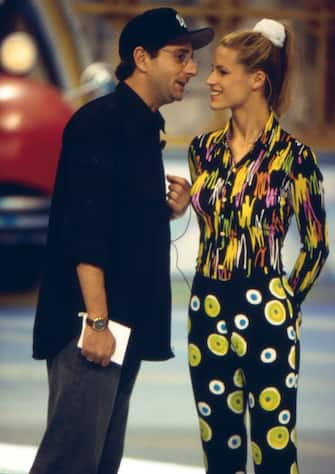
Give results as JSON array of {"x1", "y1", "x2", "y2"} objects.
[{"x1": 1, "y1": 296, "x2": 335, "y2": 473}]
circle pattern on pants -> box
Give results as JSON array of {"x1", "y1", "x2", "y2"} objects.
[
  {"x1": 264, "y1": 300, "x2": 286, "y2": 325},
  {"x1": 233, "y1": 369, "x2": 245, "y2": 388},
  {"x1": 190, "y1": 295, "x2": 200, "y2": 311},
  {"x1": 259, "y1": 387, "x2": 281, "y2": 411},
  {"x1": 188, "y1": 343, "x2": 202, "y2": 367},
  {"x1": 246, "y1": 289, "x2": 262, "y2": 305},
  {"x1": 228, "y1": 434, "x2": 242, "y2": 449},
  {"x1": 188, "y1": 273, "x2": 300, "y2": 472},
  {"x1": 290, "y1": 462, "x2": 298, "y2": 474},
  {"x1": 287, "y1": 326, "x2": 296, "y2": 341},
  {"x1": 227, "y1": 390, "x2": 244, "y2": 414},
  {"x1": 260, "y1": 347, "x2": 277, "y2": 363},
  {"x1": 251, "y1": 441, "x2": 263, "y2": 465},
  {"x1": 288, "y1": 346, "x2": 296, "y2": 369},
  {"x1": 248, "y1": 392, "x2": 255, "y2": 408},
  {"x1": 234, "y1": 314, "x2": 249, "y2": 330},
  {"x1": 279, "y1": 409, "x2": 291, "y2": 425},
  {"x1": 199, "y1": 418, "x2": 212, "y2": 442},
  {"x1": 267, "y1": 426, "x2": 289, "y2": 450},
  {"x1": 231, "y1": 332, "x2": 247, "y2": 356},
  {"x1": 198, "y1": 401, "x2": 212, "y2": 417},
  {"x1": 207, "y1": 334, "x2": 229, "y2": 356},
  {"x1": 217, "y1": 320, "x2": 228, "y2": 334},
  {"x1": 209, "y1": 379, "x2": 225, "y2": 395},
  {"x1": 187, "y1": 317, "x2": 191, "y2": 334},
  {"x1": 204, "y1": 294, "x2": 221, "y2": 317},
  {"x1": 285, "y1": 372, "x2": 296, "y2": 388},
  {"x1": 269, "y1": 277, "x2": 286, "y2": 299},
  {"x1": 291, "y1": 427, "x2": 297, "y2": 446}
]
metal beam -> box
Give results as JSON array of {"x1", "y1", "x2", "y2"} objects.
[{"x1": 73, "y1": 2, "x2": 335, "y2": 21}]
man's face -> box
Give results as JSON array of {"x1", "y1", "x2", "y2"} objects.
[{"x1": 147, "y1": 41, "x2": 198, "y2": 108}]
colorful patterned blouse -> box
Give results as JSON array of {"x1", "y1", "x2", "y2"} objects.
[{"x1": 188, "y1": 112, "x2": 329, "y2": 306}]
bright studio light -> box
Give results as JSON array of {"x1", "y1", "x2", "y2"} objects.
[
  {"x1": 0, "y1": 32, "x2": 37, "y2": 74},
  {"x1": 80, "y1": 62, "x2": 113, "y2": 90}
]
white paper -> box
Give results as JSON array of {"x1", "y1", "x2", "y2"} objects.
[{"x1": 77, "y1": 315, "x2": 131, "y2": 365}]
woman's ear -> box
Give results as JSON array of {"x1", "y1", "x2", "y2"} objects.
[
  {"x1": 252, "y1": 70, "x2": 267, "y2": 91},
  {"x1": 133, "y1": 46, "x2": 149, "y2": 72}
]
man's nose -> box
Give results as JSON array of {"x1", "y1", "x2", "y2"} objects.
[{"x1": 185, "y1": 57, "x2": 198, "y2": 76}]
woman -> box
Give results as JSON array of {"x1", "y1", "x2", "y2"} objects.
[{"x1": 187, "y1": 18, "x2": 329, "y2": 474}]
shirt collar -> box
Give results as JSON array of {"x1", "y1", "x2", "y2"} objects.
[
  {"x1": 115, "y1": 82, "x2": 165, "y2": 133},
  {"x1": 258, "y1": 112, "x2": 281, "y2": 152}
]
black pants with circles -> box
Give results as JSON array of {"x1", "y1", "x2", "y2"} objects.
[
  {"x1": 29, "y1": 337, "x2": 140, "y2": 474},
  {"x1": 188, "y1": 272, "x2": 301, "y2": 474}
]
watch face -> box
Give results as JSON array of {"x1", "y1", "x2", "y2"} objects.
[{"x1": 94, "y1": 319, "x2": 107, "y2": 331}]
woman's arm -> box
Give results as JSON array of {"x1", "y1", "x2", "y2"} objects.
[{"x1": 288, "y1": 146, "x2": 329, "y2": 306}]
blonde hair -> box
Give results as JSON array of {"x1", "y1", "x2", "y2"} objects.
[{"x1": 219, "y1": 22, "x2": 295, "y2": 116}]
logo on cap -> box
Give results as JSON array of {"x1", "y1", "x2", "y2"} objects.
[{"x1": 176, "y1": 13, "x2": 187, "y2": 28}]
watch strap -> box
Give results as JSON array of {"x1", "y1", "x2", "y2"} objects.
[{"x1": 79, "y1": 312, "x2": 108, "y2": 332}]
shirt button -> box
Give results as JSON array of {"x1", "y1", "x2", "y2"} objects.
[{"x1": 220, "y1": 231, "x2": 225, "y2": 236}]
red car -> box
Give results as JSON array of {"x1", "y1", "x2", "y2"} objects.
[{"x1": 0, "y1": 74, "x2": 73, "y2": 289}]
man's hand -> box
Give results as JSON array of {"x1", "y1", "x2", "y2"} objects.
[
  {"x1": 166, "y1": 174, "x2": 191, "y2": 219},
  {"x1": 81, "y1": 326, "x2": 116, "y2": 367}
]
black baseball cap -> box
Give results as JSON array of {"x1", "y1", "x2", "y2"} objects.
[{"x1": 119, "y1": 8, "x2": 214, "y2": 60}]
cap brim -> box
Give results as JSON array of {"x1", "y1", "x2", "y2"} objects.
[{"x1": 187, "y1": 27, "x2": 215, "y2": 50}]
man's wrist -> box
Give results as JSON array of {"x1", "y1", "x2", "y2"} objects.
[
  {"x1": 86, "y1": 316, "x2": 108, "y2": 332},
  {"x1": 79, "y1": 312, "x2": 109, "y2": 332}
]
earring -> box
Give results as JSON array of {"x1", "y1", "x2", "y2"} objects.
[{"x1": 265, "y1": 75, "x2": 273, "y2": 102}]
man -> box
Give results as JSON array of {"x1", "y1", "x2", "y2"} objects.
[{"x1": 29, "y1": 7, "x2": 214, "y2": 474}]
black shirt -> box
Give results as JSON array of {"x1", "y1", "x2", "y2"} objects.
[{"x1": 33, "y1": 82, "x2": 173, "y2": 361}]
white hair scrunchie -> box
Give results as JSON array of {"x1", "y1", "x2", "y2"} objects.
[{"x1": 252, "y1": 18, "x2": 286, "y2": 48}]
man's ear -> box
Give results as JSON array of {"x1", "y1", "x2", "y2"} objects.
[
  {"x1": 252, "y1": 70, "x2": 267, "y2": 91},
  {"x1": 133, "y1": 46, "x2": 149, "y2": 72}
]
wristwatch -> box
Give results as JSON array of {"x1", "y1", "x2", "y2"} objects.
[{"x1": 86, "y1": 316, "x2": 108, "y2": 332}]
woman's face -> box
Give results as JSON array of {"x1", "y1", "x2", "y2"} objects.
[{"x1": 207, "y1": 45, "x2": 256, "y2": 111}]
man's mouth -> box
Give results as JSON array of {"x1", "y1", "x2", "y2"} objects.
[{"x1": 176, "y1": 80, "x2": 187, "y2": 88}]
